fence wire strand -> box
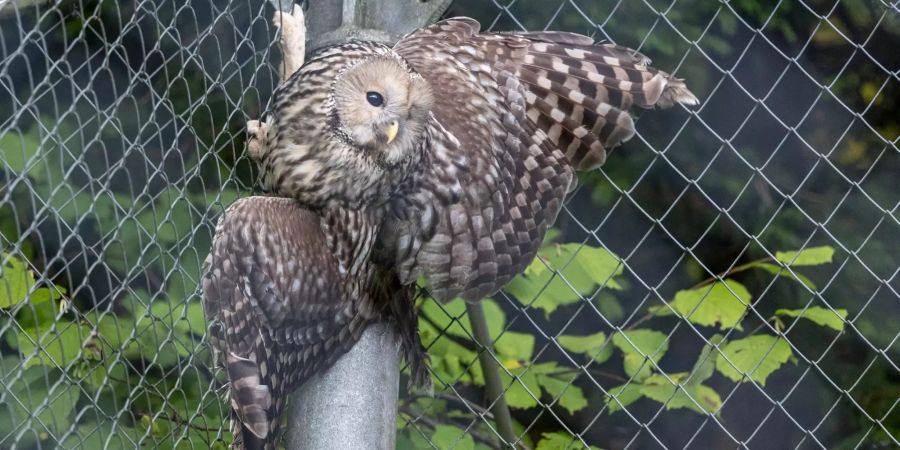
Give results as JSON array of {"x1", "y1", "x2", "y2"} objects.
[{"x1": 0, "y1": 0, "x2": 897, "y2": 449}]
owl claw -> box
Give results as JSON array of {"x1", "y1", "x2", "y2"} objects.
[
  {"x1": 247, "y1": 120, "x2": 268, "y2": 162},
  {"x1": 273, "y1": 4, "x2": 306, "y2": 81}
]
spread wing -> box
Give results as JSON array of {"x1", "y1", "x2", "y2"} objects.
[
  {"x1": 384, "y1": 17, "x2": 697, "y2": 302},
  {"x1": 201, "y1": 196, "x2": 372, "y2": 448}
]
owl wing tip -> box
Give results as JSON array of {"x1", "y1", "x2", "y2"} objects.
[{"x1": 659, "y1": 80, "x2": 700, "y2": 108}]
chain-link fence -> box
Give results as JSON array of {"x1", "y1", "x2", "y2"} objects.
[{"x1": 1, "y1": 0, "x2": 897, "y2": 449}]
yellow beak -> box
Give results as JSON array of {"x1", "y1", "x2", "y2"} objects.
[{"x1": 385, "y1": 120, "x2": 399, "y2": 144}]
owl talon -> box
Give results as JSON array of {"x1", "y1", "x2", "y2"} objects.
[
  {"x1": 246, "y1": 120, "x2": 268, "y2": 162},
  {"x1": 273, "y1": 4, "x2": 306, "y2": 81}
]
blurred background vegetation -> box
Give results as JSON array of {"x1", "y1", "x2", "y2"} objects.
[{"x1": 0, "y1": 0, "x2": 896, "y2": 449}]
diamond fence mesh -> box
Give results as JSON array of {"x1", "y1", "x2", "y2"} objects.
[{"x1": 0, "y1": 0, "x2": 897, "y2": 449}]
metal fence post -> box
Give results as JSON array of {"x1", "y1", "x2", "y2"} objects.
[
  {"x1": 285, "y1": 323, "x2": 401, "y2": 449},
  {"x1": 272, "y1": 1, "x2": 450, "y2": 448}
]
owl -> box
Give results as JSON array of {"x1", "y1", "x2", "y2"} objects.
[
  {"x1": 258, "y1": 14, "x2": 698, "y2": 302},
  {"x1": 206, "y1": 7, "x2": 698, "y2": 449}
]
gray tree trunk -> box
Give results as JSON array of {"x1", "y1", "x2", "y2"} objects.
[{"x1": 285, "y1": 323, "x2": 400, "y2": 450}]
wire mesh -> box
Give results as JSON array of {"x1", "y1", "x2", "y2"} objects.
[{"x1": 0, "y1": 0, "x2": 897, "y2": 449}]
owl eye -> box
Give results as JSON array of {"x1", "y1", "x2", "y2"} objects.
[{"x1": 366, "y1": 91, "x2": 385, "y2": 107}]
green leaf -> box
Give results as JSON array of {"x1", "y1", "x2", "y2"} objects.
[
  {"x1": 417, "y1": 320, "x2": 483, "y2": 386},
  {"x1": 495, "y1": 331, "x2": 535, "y2": 361},
  {"x1": 431, "y1": 424, "x2": 475, "y2": 450},
  {"x1": 622, "y1": 354, "x2": 652, "y2": 382},
  {"x1": 535, "y1": 431, "x2": 602, "y2": 450},
  {"x1": 29, "y1": 286, "x2": 65, "y2": 305},
  {"x1": 8, "y1": 291, "x2": 58, "y2": 333},
  {"x1": 189, "y1": 189, "x2": 241, "y2": 209},
  {"x1": 748, "y1": 262, "x2": 816, "y2": 290},
  {"x1": 775, "y1": 307, "x2": 847, "y2": 331},
  {"x1": 0, "y1": 253, "x2": 35, "y2": 308},
  {"x1": 612, "y1": 329, "x2": 669, "y2": 381},
  {"x1": 640, "y1": 374, "x2": 722, "y2": 414},
  {"x1": 570, "y1": 245, "x2": 624, "y2": 289},
  {"x1": 148, "y1": 298, "x2": 203, "y2": 354},
  {"x1": 557, "y1": 332, "x2": 605, "y2": 353},
  {"x1": 0, "y1": 367, "x2": 81, "y2": 443},
  {"x1": 420, "y1": 297, "x2": 469, "y2": 339},
  {"x1": 32, "y1": 183, "x2": 101, "y2": 224},
  {"x1": 775, "y1": 246, "x2": 834, "y2": 266},
  {"x1": 687, "y1": 334, "x2": 725, "y2": 385},
  {"x1": 59, "y1": 421, "x2": 148, "y2": 450},
  {"x1": 418, "y1": 297, "x2": 513, "y2": 381},
  {"x1": 596, "y1": 293, "x2": 625, "y2": 323},
  {"x1": 16, "y1": 321, "x2": 92, "y2": 368},
  {"x1": 607, "y1": 373, "x2": 723, "y2": 416},
  {"x1": 420, "y1": 298, "x2": 505, "y2": 340},
  {"x1": 165, "y1": 250, "x2": 207, "y2": 303},
  {"x1": 73, "y1": 355, "x2": 128, "y2": 392},
  {"x1": 0, "y1": 127, "x2": 41, "y2": 174},
  {"x1": 185, "y1": 301, "x2": 209, "y2": 335},
  {"x1": 503, "y1": 272, "x2": 577, "y2": 315},
  {"x1": 716, "y1": 335, "x2": 793, "y2": 385},
  {"x1": 501, "y1": 367, "x2": 541, "y2": 409},
  {"x1": 101, "y1": 213, "x2": 156, "y2": 275},
  {"x1": 536, "y1": 371, "x2": 588, "y2": 415},
  {"x1": 134, "y1": 309, "x2": 193, "y2": 365},
  {"x1": 504, "y1": 243, "x2": 622, "y2": 316},
  {"x1": 605, "y1": 383, "x2": 644, "y2": 413},
  {"x1": 141, "y1": 188, "x2": 201, "y2": 245},
  {"x1": 557, "y1": 332, "x2": 613, "y2": 364},
  {"x1": 657, "y1": 280, "x2": 751, "y2": 330}
]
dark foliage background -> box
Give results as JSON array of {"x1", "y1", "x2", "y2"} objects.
[{"x1": 0, "y1": 0, "x2": 896, "y2": 449}]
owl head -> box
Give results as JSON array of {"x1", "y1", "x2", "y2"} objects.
[
  {"x1": 330, "y1": 55, "x2": 433, "y2": 162},
  {"x1": 258, "y1": 42, "x2": 434, "y2": 211}
]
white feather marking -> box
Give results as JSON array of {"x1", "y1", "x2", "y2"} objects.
[
  {"x1": 550, "y1": 108, "x2": 566, "y2": 122},
  {"x1": 565, "y1": 48, "x2": 587, "y2": 59},
  {"x1": 586, "y1": 71, "x2": 604, "y2": 83},
  {"x1": 603, "y1": 56, "x2": 621, "y2": 66},
  {"x1": 569, "y1": 91, "x2": 586, "y2": 103},
  {"x1": 537, "y1": 76, "x2": 552, "y2": 90}
]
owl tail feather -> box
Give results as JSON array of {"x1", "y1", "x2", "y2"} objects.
[
  {"x1": 225, "y1": 350, "x2": 282, "y2": 450},
  {"x1": 222, "y1": 314, "x2": 285, "y2": 450},
  {"x1": 511, "y1": 35, "x2": 698, "y2": 171}
]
